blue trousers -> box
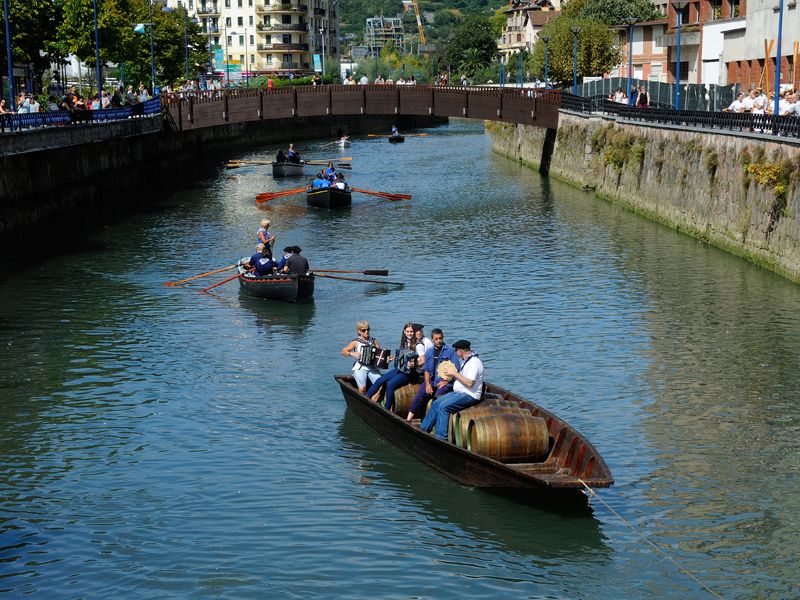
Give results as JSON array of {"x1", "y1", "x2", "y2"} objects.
[
  {"x1": 420, "y1": 391, "x2": 482, "y2": 440},
  {"x1": 366, "y1": 369, "x2": 411, "y2": 410}
]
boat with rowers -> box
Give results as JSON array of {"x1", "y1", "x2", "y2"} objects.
[
  {"x1": 334, "y1": 376, "x2": 614, "y2": 497},
  {"x1": 307, "y1": 186, "x2": 352, "y2": 209},
  {"x1": 272, "y1": 162, "x2": 306, "y2": 177},
  {"x1": 237, "y1": 265, "x2": 315, "y2": 302},
  {"x1": 388, "y1": 135, "x2": 405, "y2": 144}
]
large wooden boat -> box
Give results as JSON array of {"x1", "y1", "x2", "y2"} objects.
[
  {"x1": 237, "y1": 267, "x2": 315, "y2": 302},
  {"x1": 272, "y1": 161, "x2": 306, "y2": 177},
  {"x1": 334, "y1": 375, "x2": 613, "y2": 495},
  {"x1": 388, "y1": 135, "x2": 405, "y2": 144},
  {"x1": 306, "y1": 186, "x2": 352, "y2": 209}
]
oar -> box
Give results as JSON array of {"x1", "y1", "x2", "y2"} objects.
[
  {"x1": 256, "y1": 186, "x2": 307, "y2": 204},
  {"x1": 314, "y1": 268, "x2": 389, "y2": 276},
  {"x1": 200, "y1": 272, "x2": 240, "y2": 293},
  {"x1": 315, "y1": 273, "x2": 403, "y2": 285},
  {"x1": 305, "y1": 157, "x2": 353, "y2": 164},
  {"x1": 351, "y1": 187, "x2": 412, "y2": 201},
  {"x1": 366, "y1": 133, "x2": 428, "y2": 138},
  {"x1": 163, "y1": 264, "x2": 237, "y2": 287}
]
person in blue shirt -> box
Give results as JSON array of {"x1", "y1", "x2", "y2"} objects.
[
  {"x1": 391, "y1": 125, "x2": 399, "y2": 137},
  {"x1": 275, "y1": 246, "x2": 293, "y2": 271},
  {"x1": 287, "y1": 143, "x2": 301, "y2": 163},
  {"x1": 405, "y1": 328, "x2": 458, "y2": 421},
  {"x1": 311, "y1": 172, "x2": 331, "y2": 188},
  {"x1": 242, "y1": 243, "x2": 275, "y2": 276},
  {"x1": 324, "y1": 162, "x2": 336, "y2": 179}
]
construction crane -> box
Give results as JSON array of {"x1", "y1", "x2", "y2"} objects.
[{"x1": 402, "y1": 0, "x2": 427, "y2": 45}]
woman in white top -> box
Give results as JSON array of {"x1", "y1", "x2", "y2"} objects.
[{"x1": 341, "y1": 321, "x2": 382, "y2": 393}]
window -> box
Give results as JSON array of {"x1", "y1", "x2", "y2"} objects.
[
  {"x1": 237, "y1": 16, "x2": 243, "y2": 25},
  {"x1": 214, "y1": 36, "x2": 219, "y2": 44},
  {"x1": 677, "y1": 3, "x2": 689, "y2": 23},
  {"x1": 189, "y1": 0, "x2": 194, "y2": 7},
  {"x1": 249, "y1": 0, "x2": 253, "y2": 4},
  {"x1": 710, "y1": 0, "x2": 722, "y2": 20},
  {"x1": 227, "y1": 36, "x2": 232, "y2": 45},
  {"x1": 282, "y1": 14, "x2": 291, "y2": 23},
  {"x1": 239, "y1": 54, "x2": 244, "y2": 63},
  {"x1": 282, "y1": 34, "x2": 291, "y2": 43},
  {"x1": 250, "y1": 35, "x2": 254, "y2": 44},
  {"x1": 249, "y1": 16, "x2": 253, "y2": 25},
  {"x1": 238, "y1": 0, "x2": 242, "y2": 6},
  {"x1": 239, "y1": 35, "x2": 244, "y2": 45},
  {"x1": 250, "y1": 54, "x2": 255, "y2": 64},
  {"x1": 225, "y1": 17, "x2": 231, "y2": 26},
  {"x1": 224, "y1": 0, "x2": 230, "y2": 6}
]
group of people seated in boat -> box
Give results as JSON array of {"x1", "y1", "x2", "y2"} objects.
[
  {"x1": 240, "y1": 219, "x2": 309, "y2": 276},
  {"x1": 341, "y1": 321, "x2": 484, "y2": 441},
  {"x1": 275, "y1": 143, "x2": 302, "y2": 164},
  {"x1": 309, "y1": 162, "x2": 348, "y2": 190}
]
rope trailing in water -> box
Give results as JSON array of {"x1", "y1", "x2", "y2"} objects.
[{"x1": 578, "y1": 480, "x2": 724, "y2": 600}]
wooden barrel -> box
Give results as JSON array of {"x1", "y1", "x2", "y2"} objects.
[
  {"x1": 392, "y1": 383, "x2": 421, "y2": 418},
  {"x1": 453, "y1": 406, "x2": 529, "y2": 447},
  {"x1": 466, "y1": 414, "x2": 550, "y2": 463}
]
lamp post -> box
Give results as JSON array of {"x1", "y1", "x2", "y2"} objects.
[
  {"x1": 148, "y1": 0, "x2": 156, "y2": 94},
  {"x1": 774, "y1": 0, "x2": 785, "y2": 116},
  {"x1": 570, "y1": 25, "x2": 581, "y2": 95},
  {"x1": 672, "y1": 0, "x2": 688, "y2": 109},
  {"x1": 500, "y1": 56, "x2": 505, "y2": 89},
  {"x1": 183, "y1": 9, "x2": 190, "y2": 82},
  {"x1": 319, "y1": 28, "x2": 325, "y2": 78},
  {"x1": 540, "y1": 34, "x2": 550, "y2": 87},
  {"x1": 92, "y1": 0, "x2": 102, "y2": 102},
  {"x1": 623, "y1": 16, "x2": 638, "y2": 103},
  {"x1": 3, "y1": 0, "x2": 14, "y2": 110},
  {"x1": 223, "y1": 27, "x2": 230, "y2": 86}
]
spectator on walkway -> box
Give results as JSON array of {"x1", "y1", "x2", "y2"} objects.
[
  {"x1": 742, "y1": 88, "x2": 756, "y2": 112},
  {"x1": 126, "y1": 85, "x2": 138, "y2": 105},
  {"x1": 27, "y1": 94, "x2": 40, "y2": 113},
  {"x1": 636, "y1": 85, "x2": 650, "y2": 108},
  {"x1": 613, "y1": 87, "x2": 625, "y2": 103},
  {"x1": 0, "y1": 98, "x2": 12, "y2": 114},
  {"x1": 724, "y1": 93, "x2": 745, "y2": 113},
  {"x1": 138, "y1": 84, "x2": 150, "y2": 103}
]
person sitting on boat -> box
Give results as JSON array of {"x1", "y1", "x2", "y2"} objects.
[
  {"x1": 341, "y1": 321, "x2": 383, "y2": 394},
  {"x1": 391, "y1": 125, "x2": 399, "y2": 137},
  {"x1": 275, "y1": 246, "x2": 293, "y2": 271},
  {"x1": 420, "y1": 339, "x2": 484, "y2": 441},
  {"x1": 275, "y1": 150, "x2": 288, "y2": 163},
  {"x1": 406, "y1": 328, "x2": 459, "y2": 422},
  {"x1": 412, "y1": 323, "x2": 433, "y2": 356},
  {"x1": 334, "y1": 173, "x2": 348, "y2": 191},
  {"x1": 324, "y1": 162, "x2": 336, "y2": 179},
  {"x1": 311, "y1": 172, "x2": 331, "y2": 189},
  {"x1": 287, "y1": 144, "x2": 302, "y2": 164},
  {"x1": 366, "y1": 323, "x2": 421, "y2": 410},
  {"x1": 339, "y1": 134, "x2": 349, "y2": 143},
  {"x1": 256, "y1": 219, "x2": 275, "y2": 250},
  {"x1": 242, "y1": 243, "x2": 276, "y2": 277},
  {"x1": 282, "y1": 246, "x2": 309, "y2": 276}
]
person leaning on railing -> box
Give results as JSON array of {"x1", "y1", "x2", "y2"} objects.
[{"x1": 723, "y1": 92, "x2": 745, "y2": 113}]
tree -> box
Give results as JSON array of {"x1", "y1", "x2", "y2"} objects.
[
  {"x1": 444, "y1": 15, "x2": 496, "y2": 71},
  {"x1": 457, "y1": 47, "x2": 489, "y2": 78},
  {"x1": 562, "y1": 0, "x2": 660, "y2": 25},
  {"x1": 0, "y1": 0, "x2": 60, "y2": 83},
  {"x1": 527, "y1": 16, "x2": 620, "y2": 84}
]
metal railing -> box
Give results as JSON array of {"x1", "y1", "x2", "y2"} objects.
[{"x1": 0, "y1": 98, "x2": 162, "y2": 133}]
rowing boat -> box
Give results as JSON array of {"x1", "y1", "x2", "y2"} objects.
[
  {"x1": 334, "y1": 375, "x2": 613, "y2": 497},
  {"x1": 388, "y1": 135, "x2": 405, "y2": 144},
  {"x1": 306, "y1": 186, "x2": 352, "y2": 209},
  {"x1": 272, "y1": 161, "x2": 306, "y2": 177},
  {"x1": 237, "y1": 266, "x2": 315, "y2": 302}
]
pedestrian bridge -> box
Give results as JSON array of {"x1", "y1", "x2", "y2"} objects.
[{"x1": 162, "y1": 85, "x2": 560, "y2": 132}]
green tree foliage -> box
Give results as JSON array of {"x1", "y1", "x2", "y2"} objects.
[
  {"x1": 0, "y1": 0, "x2": 59, "y2": 73},
  {"x1": 562, "y1": 0, "x2": 660, "y2": 25},
  {"x1": 527, "y1": 17, "x2": 620, "y2": 84},
  {"x1": 444, "y1": 15, "x2": 496, "y2": 69},
  {"x1": 457, "y1": 47, "x2": 489, "y2": 78}
]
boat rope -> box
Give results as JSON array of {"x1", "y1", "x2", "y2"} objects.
[{"x1": 578, "y1": 480, "x2": 724, "y2": 600}]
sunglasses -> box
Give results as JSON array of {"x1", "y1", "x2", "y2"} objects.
[{"x1": 359, "y1": 328, "x2": 370, "y2": 332}]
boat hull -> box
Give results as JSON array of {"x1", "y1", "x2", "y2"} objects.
[
  {"x1": 272, "y1": 162, "x2": 306, "y2": 177},
  {"x1": 238, "y1": 270, "x2": 315, "y2": 302},
  {"x1": 306, "y1": 187, "x2": 352, "y2": 209},
  {"x1": 389, "y1": 136, "x2": 405, "y2": 143},
  {"x1": 335, "y1": 375, "x2": 613, "y2": 494}
]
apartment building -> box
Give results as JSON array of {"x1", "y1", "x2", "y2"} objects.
[
  {"x1": 498, "y1": 0, "x2": 560, "y2": 64},
  {"x1": 610, "y1": 20, "x2": 669, "y2": 83},
  {"x1": 171, "y1": 0, "x2": 340, "y2": 79}
]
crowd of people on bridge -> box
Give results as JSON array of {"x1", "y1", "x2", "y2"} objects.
[{"x1": 723, "y1": 87, "x2": 800, "y2": 117}]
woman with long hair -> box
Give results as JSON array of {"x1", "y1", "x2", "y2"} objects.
[{"x1": 366, "y1": 322, "x2": 420, "y2": 410}]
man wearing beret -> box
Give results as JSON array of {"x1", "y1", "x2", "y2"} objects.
[{"x1": 420, "y1": 339, "x2": 484, "y2": 440}]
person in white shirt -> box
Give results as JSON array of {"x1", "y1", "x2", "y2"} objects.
[
  {"x1": 343, "y1": 74, "x2": 355, "y2": 85},
  {"x1": 420, "y1": 339, "x2": 484, "y2": 441},
  {"x1": 778, "y1": 91, "x2": 795, "y2": 116},
  {"x1": 359, "y1": 74, "x2": 368, "y2": 85},
  {"x1": 724, "y1": 93, "x2": 745, "y2": 112},
  {"x1": 742, "y1": 89, "x2": 756, "y2": 112}
]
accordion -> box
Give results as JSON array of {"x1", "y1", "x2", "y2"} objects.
[
  {"x1": 393, "y1": 349, "x2": 419, "y2": 374},
  {"x1": 357, "y1": 344, "x2": 389, "y2": 369}
]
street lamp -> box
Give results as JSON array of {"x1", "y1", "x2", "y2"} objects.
[
  {"x1": 570, "y1": 25, "x2": 581, "y2": 95},
  {"x1": 319, "y1": 28, "x2": 325, "y2": 78},
  {"x1": 149, "y1": 0, "x2": 156, "y2": 94},
  {"x1": 540, "y1": 34, "x2": 550, "y2": 87},
  {"x1": 623, "y1": 17, "x2": 638, "y2": 105},
  {"x1": 672, "y1": 0, "x2": 689, "y2": 109},
  {"x1": 223, "y1": 27, "x2": 230, "y2": 86},
  {"x1": 92, "y1": 0, "x2": 102, "y2": 102},
  {"x1": 774, "y1": 0, "x2": 785, "y2": 116},
  {"x1": 3, "y1": 0, "x2": 14, "y2": 110}
]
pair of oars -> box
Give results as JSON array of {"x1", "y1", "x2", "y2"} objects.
[
  {"x1": 255, "y1": 187, "x2": 411, "y2": 205},
  {"x1": 366, "y1": 133, "x2": 428, "y2": 138},
  {"x1": 350, "y1": 187, "x2": 412, "y2": 201},
  {"x1": 228, "y1": 160, "x2": 352, "y2": 170},
  {"x1": 164, "y1": 266, "x2": 394, "y2": 289}
]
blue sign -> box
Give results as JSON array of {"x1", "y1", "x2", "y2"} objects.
[{"x1": 313, "y1": 54, "x2": 322, "y2": 73}]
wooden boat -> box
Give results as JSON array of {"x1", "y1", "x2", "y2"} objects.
[
  {"x1": 272, "y1": 161, "x2": 306, "y2": 177},
  {"x1": 306, "y1": 186, "x2": 352, "y2": 209},
  {"x1": 237, "y1": 266, "x2": 314, "y2": 302},
  {"x1": 337, "y1": 139, "x2": 351, "y2": 147},
  {"x1": 388, "y1": 135, "x2": 405, "y2": 144},
  {"x1": 334, "y1": 375, "x2": 614, "y2": 496}
]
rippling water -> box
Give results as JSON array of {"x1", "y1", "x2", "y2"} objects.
[{"x1": 1, "y1": 120, "x2": 799, "y2": 598}]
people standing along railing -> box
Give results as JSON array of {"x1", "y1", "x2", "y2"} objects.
[
  {"x1": 0, "y1": 98, "x2": 163, "y2": 134},
  {"x1": 559, "y1": 93, "x2": 800, "y2": 139}
]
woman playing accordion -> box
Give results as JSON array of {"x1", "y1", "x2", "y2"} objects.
[
  {"x1": 341, "y1": 320, "x2": 382, "y2": 393},
  {"x1": 366, "y1": 323, "x2": 422, "y2": 410}
]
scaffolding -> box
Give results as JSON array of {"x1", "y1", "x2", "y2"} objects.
[{"x1": 365, "y1": 17, "x2": 404, "y2": 55}]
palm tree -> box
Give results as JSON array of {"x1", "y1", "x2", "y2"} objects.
[{"x1": 457, "y1": 47, "x2": 488, "y2": 79}]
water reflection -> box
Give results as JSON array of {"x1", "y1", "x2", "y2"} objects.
[
  {"x1": 337, "y1": 411, "x2": 610, "y2": 560},
  {"x1": 236, "y1": 290, "x2": 317, "y2": 331}
]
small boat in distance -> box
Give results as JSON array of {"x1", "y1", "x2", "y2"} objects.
[
  {"x1": 272, "y1": 162, "x2": 306, "y2": 177},
  {"x1": 388, "y1": 135, "x2": 405, "y2": 144},
  {"x1": 307, "y1": 186, "x2": 352, "y2": 209},
  {"x1": 334, "y1": 375, "x2": 613, "y2": 499},
  {"x1": 237, "y1": 266, "x2": 315, "y2": 302}
]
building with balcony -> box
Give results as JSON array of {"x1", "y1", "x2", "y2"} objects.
[
  {"x1": 168, "y1": 0, "x2": 340, "y2": 79},
  {"x1": 610, "y1": 20, "x2": 669, "y2": 83},
  {"x1": 498, "y1": 0, "x2": 559, "y2": 65},
  {"x1": 365, "y1": 17, "x2": 404, "y2": 56}
]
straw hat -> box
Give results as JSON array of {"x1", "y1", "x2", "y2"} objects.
[{"x1": 437, "y1": 360, "x2": 455, "y2": 381}]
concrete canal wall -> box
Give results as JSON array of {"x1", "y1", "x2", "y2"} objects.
[
  {"x1": 488, "y1": 113, "x2": 800, "y2": 283},
  {"x1": 0, "y1": 113, "x2": 442, "y2": 246}
]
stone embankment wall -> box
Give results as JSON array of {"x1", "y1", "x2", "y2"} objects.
[
  {"x1": 488, "y1": 113, "x2": 800, "y2": 282},
  {"x1": 0, "y1": 114, "x2": 442, "y2": 246}
]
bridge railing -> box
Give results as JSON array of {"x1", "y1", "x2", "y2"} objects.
[{"x1": 0, "y1": 98, "x2": 162, "y2": 133}]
